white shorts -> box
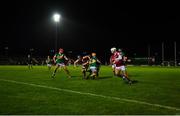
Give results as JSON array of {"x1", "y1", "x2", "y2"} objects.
[
  {"x1": 56, "y1": 63, "x2": 65, "y2": 67},
  {"x1": 47, "y1": 64, "x2": 52, "y2": 67},
  {"x1": 115, "y1": 65, "x2": 126, "y2": 71},
  {"x1": 90, "y1": 66, "x2": 97, "y2": 72}
]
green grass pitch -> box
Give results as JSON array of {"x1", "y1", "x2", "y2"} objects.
[{"x1": 0, "y1": 65, "x2": 180, "y2": 115}]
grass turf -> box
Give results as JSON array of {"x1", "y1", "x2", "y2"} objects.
[{"x1": 0, "y1": 65, "x2": 180, "y2": 115}]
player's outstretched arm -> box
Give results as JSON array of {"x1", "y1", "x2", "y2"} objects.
[
  {"x1": 74, "y1": 59, "x2": 79, "y2": 67},
  {"x1": 53, "y1": 55, "x2": 56, "y2": 63},
  {"x1": 97, "y1": 59, "x2": 101, "y2": 64},
  {"x1": 64, "y1": 55, "x2": 69, "y2": 61}
]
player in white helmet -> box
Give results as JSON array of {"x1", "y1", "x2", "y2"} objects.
[
  {"x1": 110, "y1": 47, "x2": 116, "y2": 75},
  {"x1": 110, "y1": 47, "x2": 132, "y2": 84}
]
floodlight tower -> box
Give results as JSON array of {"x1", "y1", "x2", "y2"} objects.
[{"x1": 53, "y1": 13, "x2": 61, "y2": 52}]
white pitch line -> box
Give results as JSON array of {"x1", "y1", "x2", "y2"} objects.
[{"x1": 0, "y1": 79, "x2": 180, "y2": 111}]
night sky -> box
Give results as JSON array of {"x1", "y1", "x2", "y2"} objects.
[{"x1": 0, "y1": 1, "x2": 179, "y2": 61}]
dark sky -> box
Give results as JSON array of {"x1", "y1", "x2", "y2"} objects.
[{"x1": 0, "y1": 1, "x2": 179, "y2": 60}]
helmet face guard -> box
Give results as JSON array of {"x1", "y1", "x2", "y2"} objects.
[
  {"x1": 59, "y1": 48, "x2": 64, "y2": 53},
  {"x1": 111, "y1": 47, "x2": 116, "y2": 53}
]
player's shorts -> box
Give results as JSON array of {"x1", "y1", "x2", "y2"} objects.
[
  {"x1": 56, "y1": 63, "x2": 65, "y2": 67},
  {"x1": 90, "y1": 66, "x2": 97, "y2": 72},
  {"x1": 115, "y1": 65, "x2": 126, "y2": 71},
  {"x1": 47, "y1": 64, "x2": 52, "y2": 67}
]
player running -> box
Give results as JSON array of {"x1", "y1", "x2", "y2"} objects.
[
  {"x1": 110, "y1": 47, "x2": 132, "y2": 84},
  {"x1": 88, "y1": 52, "x2": 101, "y2": 79},
  {"x1": 74, "y1": 55, "x2": 90, "y2": 79},
  {"x1": 110, "y1": 49, "x2": 116, "y2": 76},
  {"x1": 46, "y1": 55, "x2": 52, "y2": 70},
  {"x1": 117, "y1": 48, "x2": 129, "y2": 77},
  {"x1": 51, "y1": 48, "x2": 71, "y2": 78}
]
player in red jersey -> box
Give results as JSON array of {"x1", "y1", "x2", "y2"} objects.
[
  {"x1": 110, "y1": 48, "x2": 116, "y2": 76},
  {"x1": 74, "y1": 55, "x2": 90, "y2": 79},
  {"x1": 110, "y1": 47, "x2": 132, "y2": 84}
]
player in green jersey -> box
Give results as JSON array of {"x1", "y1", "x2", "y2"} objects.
[
  {"x1": 51, "y1": 48, "x2": 71, "y2": 78},
  {"x1": 88, "y1": 52, "x2": 101, "y2": 79}
]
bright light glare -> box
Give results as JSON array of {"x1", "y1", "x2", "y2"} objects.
[{"x1": 53, "y1": 13, "x2": 61, "y2": 22}]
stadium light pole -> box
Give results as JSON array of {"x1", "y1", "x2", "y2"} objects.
[{"x1": 53, "y1": 13, "x2": 61, "y2": 53}]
